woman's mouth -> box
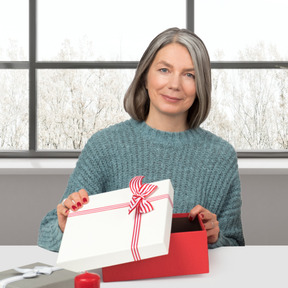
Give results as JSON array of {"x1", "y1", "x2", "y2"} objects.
[{"x1": 161, "y1": 94, "x2": 181, "y2": 102}]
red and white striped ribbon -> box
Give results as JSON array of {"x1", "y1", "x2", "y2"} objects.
[
  {"x1": 131, "y1": 206, "x2": 142, "y2": 261},
  {"x1": 128, "y1": 176, "x2": 158, "y2": 215},
  {"x1": 67, "y1": 194, "x2": 171, "y2": 219},
  {"x1": 128, "y1": 176, "x2": 158, "y2": 261}
]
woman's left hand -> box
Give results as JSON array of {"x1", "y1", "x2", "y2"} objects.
[{"x1": 188, "y1": 205, "x2": 219, "y2": 244}]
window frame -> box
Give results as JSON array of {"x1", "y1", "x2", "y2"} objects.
[{"x1": 0, "y1": 0, "x2": 287, "y2": 158}]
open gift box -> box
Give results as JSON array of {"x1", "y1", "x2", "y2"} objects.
[
  {"x1": 102, "y1": 213, "x2": 209, "y2": 282},
  {"x1": 57, "y1": 177, "x2": 174, "y2": 272}
]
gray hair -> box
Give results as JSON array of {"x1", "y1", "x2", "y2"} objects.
[{"x1": 124, "y1": 27, "x2": 211, "y2": 128}]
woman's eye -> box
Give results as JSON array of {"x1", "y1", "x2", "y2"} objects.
[
  {"x1": 186, "y1": 73, "x2": 195, "y2": 79},
  {"x1": 159, "y1": 68, "x2": 169, "y2": 73}
]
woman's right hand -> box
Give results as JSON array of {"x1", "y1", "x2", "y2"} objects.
[{"x1": 57, "y1": 189, "x2": 89, "y2": 232}]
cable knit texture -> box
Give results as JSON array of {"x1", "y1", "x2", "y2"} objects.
[{"x1": 38, "y1": 119, "x2": 245, "y2": 252}]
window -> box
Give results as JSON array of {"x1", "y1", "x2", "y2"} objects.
[
  {"x1": 0, "y1": 0, "x2": 29, "y2": 151},
  {"x1": 0, "y1": 0, "x2": 287, "y2": 157},
  {"x1": 195, "y1": 0, "x2": 288, "y2": 157}
]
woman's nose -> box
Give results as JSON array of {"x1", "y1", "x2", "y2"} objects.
[{"x1": 168, "y1": 74, "x2": 180, "y2": 91}]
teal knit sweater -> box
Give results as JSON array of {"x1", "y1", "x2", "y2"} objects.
[{"x1": 38, "y1": 119, "x2": 245, "y2": 252}]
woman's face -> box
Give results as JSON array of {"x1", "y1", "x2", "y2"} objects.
[{"x1": 146, "y1": 43, "x2": 197, "y2": 125}]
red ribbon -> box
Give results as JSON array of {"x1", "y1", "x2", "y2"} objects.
[{"x1": 128, "y1": 176, "x2": 158, "y2": 261}]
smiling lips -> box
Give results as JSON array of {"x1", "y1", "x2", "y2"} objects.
[{"x1": 161, "y1": 94, "x2": 182, "y2": 102}]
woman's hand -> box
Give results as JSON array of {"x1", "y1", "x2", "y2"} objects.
[
  {"x1": 57, "y1": 189, "x2": 89, "y2": 232},
  {"x1": 188, "y1": 205, "x2": 219, "y2": 244}
]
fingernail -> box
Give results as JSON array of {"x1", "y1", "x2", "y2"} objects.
[
  {"x1": 189, "y1": 215, "x2": 193, "y2": 221},
  {"x1": 72, "y1": 205, "x2": 77, "y2": 211},
  {"x1": 201, "y1": 214, "x2": 204, "y2": 219},
  {"x1": 65, "y1": 209, "x2": 69, "y2": 214},
  {"x1": 83, "y1": 198, "x2": 87, "y2": 203},
  {"x1": 77, "y1": 202, "x2": 82, "y2": 207}
]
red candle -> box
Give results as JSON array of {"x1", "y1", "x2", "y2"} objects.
[{"x1": 74, "y1": 272, "x2": 101, "y2": 288}]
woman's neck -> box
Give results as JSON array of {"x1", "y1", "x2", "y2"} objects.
[{"x1": 145, "y1": 113, "x2": 189, "y2": 132}]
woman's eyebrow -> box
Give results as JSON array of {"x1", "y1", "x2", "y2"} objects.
[
  {"x1": 155, "y1": 60, "x2": 173, "y2": 67},
  {"x1": 183, "y1": 67, "x2": 195, "y2": 72},
  {"x1": 156, "y1": 61, "x2": 195, "y2": 71}
]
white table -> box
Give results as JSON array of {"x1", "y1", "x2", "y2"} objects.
[{"x1": 1, "y1": 246, "x2": 287, "y2": 287}]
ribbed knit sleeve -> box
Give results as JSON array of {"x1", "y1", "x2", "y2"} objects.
[
  {"x1": 38, "y1": 209, "x2": 63, "y2": 252},
  {"x1": 207, "y1": 145, "x2": 245, "y2": 248}
]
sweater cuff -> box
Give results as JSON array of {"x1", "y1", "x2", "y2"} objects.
[{"x1": 38, "y1": 220, "x2": 63, "y2": 252}]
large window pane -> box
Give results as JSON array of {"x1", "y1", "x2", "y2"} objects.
[
  {"x1": 37, "y1": 69, "x2": 134, "y2": 150},
  {"x1": 37, "y1": 0, "x2": 186, "y2": 61},
  {"x1": 202, "y1": 69, "x2": 288, "y2": 150},
  {"x1": 0, "y1": 70, "x2": 29, "y2": 150},
  {"x1": 0, "y1": 0, "x2": 28, "y2": 61},
  {"x1": 195, "y1": 0, "x2": 288, "y2": 61}
]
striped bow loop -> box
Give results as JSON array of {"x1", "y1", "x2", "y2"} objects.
[{"x1": 128, "y1": 176, "x2": 158, "y2": 215}]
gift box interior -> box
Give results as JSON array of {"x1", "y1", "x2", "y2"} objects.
[{"x1": 102, "y1": 213, "x2": 209, "y2": 282}]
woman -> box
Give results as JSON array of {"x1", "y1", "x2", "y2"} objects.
[{"x1": 38, "y1": 27, "x2": 245, "y2": 252}]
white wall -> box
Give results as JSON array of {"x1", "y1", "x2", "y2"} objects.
[{"x1": 0, "y1": 162, "x2": 287, "y2": 245}]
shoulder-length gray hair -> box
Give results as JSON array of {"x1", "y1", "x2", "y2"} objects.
[{"x1": 124, "y1": 27, "x2": 211, "y2": 129}]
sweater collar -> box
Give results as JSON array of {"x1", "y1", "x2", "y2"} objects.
[{"x1": 129, "y1": 119, "x2": 201, "y2": 145}]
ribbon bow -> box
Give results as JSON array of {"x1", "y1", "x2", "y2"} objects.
[
  {"x1": 14, "y1": 266, "x2": 61, "y2": 277},
  {"x1": 128, "y1": 176, "x2": 158, "y2": 215},
  {"x1": 0, "y1": 266, "x2": 62, "y2": 288}
]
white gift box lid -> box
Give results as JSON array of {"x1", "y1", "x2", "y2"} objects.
[{"x1": 57, "y1": 178, "x2": 174, "y2": 272}]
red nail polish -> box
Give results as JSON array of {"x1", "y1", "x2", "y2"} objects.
[
  {"x1": 77, "y1": 202, "x2": 82, "y2": 207},
  {"x1": 65, "y1": 209, "x2": 69, "y2": 214},
  {"x1": 83, "y1": 198, "x2": 87, "y2": 203},
  {"x1": 201, "y1": 214, "x2": 204, "y2": 219},
  {"x1": 72, "y1": 205, "x2": 77, "y2": 211},
  {"x1": 189, "y1": 215, "x2": 193, "y2": 221}
]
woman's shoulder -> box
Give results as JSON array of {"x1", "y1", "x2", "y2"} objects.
[
  {"x1": 194, "y1": 128, "x2": 239, "y2": 176},
  {"x1": 77, "y1": 119, "x2": 135, "y2": 163},
  {"x1": 84, "y1": 119, "x2": 137, "y2": 149},
  {"x1": 90, "y1": 119, "x2": 134, "y2": 139},
  {"x1": 196, "y1": 127, "x2": 237, "y2": 156}
]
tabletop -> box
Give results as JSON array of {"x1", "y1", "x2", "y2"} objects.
[{"x1": 1, "y1": 245, "x2": 287, "y2": 288}]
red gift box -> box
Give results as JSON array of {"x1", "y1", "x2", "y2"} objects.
[{"x1": 102, "y1": 213, "x2": 209, "y2": 282}]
